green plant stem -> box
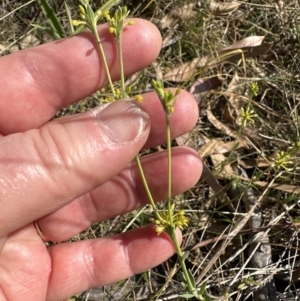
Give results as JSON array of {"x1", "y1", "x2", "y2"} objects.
[
  {"x1": 168, "y1": 227, "x2": 195, "y2": 294},
  {"x1": 165, "y1": 113, "x2": 196, "y2": 295},
  {"x1": 92, "y1": 24, "x2": 116, "y2": 98},
  {"x1": 166, "y1": 114, "x2": 173, "y2": 226},
  {"x1": 117, "y1": 34, "x2": 127, "y2": 98},
  {"x1": 135, "y1": 156, "x2": 163, "y2": 222}
]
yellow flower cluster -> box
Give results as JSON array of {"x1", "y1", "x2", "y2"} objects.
[
  {"x1": 134, "y1": 95, "x2": 143, "y2": 102},
  {"x1": 103, "y1": 6, "x2": 134, "y2": 38},
  {"x1": 250, "y1": 81, "x2": 259, "y2": 97},
  {"x1": 152, "y1": 79, "x2": 181, "y2": 115},
  {"x1": 155, "y1": 209, "x2": 189, "y2": 235},
  {"x1": 102, "y1": 86, "x2": 143, "y2": 103},
  {"x1": 240, "y1": 106, "x2": 257, "y2": 127},
  {"x1": 273, "y1": 151, "x2": 293, "y2": 172},
  {"x1": 72, "y1": 0, "x2": 104, "y2": 31}
]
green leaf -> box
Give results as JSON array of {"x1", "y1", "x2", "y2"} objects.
[
  {"x1": 64, "y1": 2, "x2": 74, "y2": 34},
  {"x1": 181, "y1": 272, "x2": 187, "y2": 283},
  {"x1": 238, "y1": 283, "x2": 246, "y2": 290},
  {"x1": 182, "y1": 251, "x2": 190, "y2": 261},
  {"x1": 199, "y1": 281, "x2": 207, "y2": 295},
  {"x1": 71, "y1": 24, "x2": 86, "y2": 36},
  {"x1": 100, "y1": 0, "x2": 122, "y2": 12},
  {"x1": 37, "y1": 0, "x2": 65, "y2": 39},
  {"x1": 179, "y1": 293, "x2": 195, "y2": 299},
  {"x1": 31, "y1": 23, "x2": 62, "y2": 40},
  {"x1": 187, "y1": 269, "x2": 196, "y2": 287},
  {"x1": 85, "y1": 4, "x2": 95, "y2": 25}
]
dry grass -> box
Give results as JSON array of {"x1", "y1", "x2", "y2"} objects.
[{"x1": 2, "y1": 0, "x2": 300, "y2": 300}]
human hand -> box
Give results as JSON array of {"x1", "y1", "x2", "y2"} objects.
[{"x1": 0, "y1": 19, "x2": 202, "y2": 301}]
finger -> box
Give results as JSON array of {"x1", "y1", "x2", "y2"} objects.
[
  {"x1": 38, "y1": 147, "x2": 202, "y2": 241},
  {"x1": 46, "y1": 226, "x2": 181, "y2": 301},
  {"x1": 50, "y1": 89, "x2": 198, "y2": 150},
  {"x1": 139, "y1": 89, "x2": 198, "y2": 149},
  {"x1": 0, "y1": 19, "x2": 162, "y2": 134},
  {"x1": 0, "y1": 100, "x2": 150, "y2": 237},
  {"x1": 0, "y1": 225, "x2": 50, "y2": 301}
]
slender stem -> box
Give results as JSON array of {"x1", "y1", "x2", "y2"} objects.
[
  {"x1": 135, "y1": 156, "x2": 163, "y2": 222},
  {"x1": 169, "y1": 228, "x2": 195, "y2": 293},
  {"x1": 166, "y1": 114, "x2": 172, "y2": 201},
  {"x1": 122, "y1": 206, "x2": 147, "y2": 233},
  {"x1": 92, "y1": 25, "x2": 116, "y2": 98},
  {"x1": 166, "y1": 114, "x2": 174, "y2": 226},
  {"x1": 165, "y1": 113, "x2": 196, "y2": 295},
  {"x1": 117, "y1": 33, "x2": 127, "y2": 98}
]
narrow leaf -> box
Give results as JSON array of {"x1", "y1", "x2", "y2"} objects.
[
  {"x1": 64, "y1": 2, "x2": 74, "y2": 34},
  {"x1": 37, "y1": 0, "x2": 65, "y2": 39},
  {"x1": 187, "y1": 269, "x2": 196, "y2": 287},
  {"x1": 100, "y1": 0, "x2": 122, "y2": 12},
  {"x1": 31, "y1": 23, "x2": 61, "y2": 40},
  {"x1": 179, "y1": 293, "x2": 195, "y2": 299},
  {"x1": 71, "y1": 24, "x2": 86, "y2": 36}
]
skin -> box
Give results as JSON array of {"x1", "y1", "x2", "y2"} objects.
[{"x1": 0, "y1": 19, "x2": 203, "y2": 301}]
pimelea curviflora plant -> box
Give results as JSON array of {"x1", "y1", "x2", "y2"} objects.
[{"x1": 73, "y1": 0, "x2": 201, "y2": 298}]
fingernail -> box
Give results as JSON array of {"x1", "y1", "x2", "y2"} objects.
[{"x1": 93, "y1": 100, "x2": 150, "y2": 144}]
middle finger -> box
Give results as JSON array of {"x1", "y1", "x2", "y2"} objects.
[{"x1": 37, "y1": 147, "x2": 202, "y2": 242}]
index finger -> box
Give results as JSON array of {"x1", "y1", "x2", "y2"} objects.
[{"x1": 0, "y1": 19, "x2": 162, "y2": 134}]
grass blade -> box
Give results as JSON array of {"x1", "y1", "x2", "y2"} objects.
[
  {"x1": 100, "y1": 0, "x2": 122, "y2": 12},
  {"x1": 64, "y1": 1, "x2": 74, "y2": 34},
  {"x1": 31, "y1": 23, "x2": 61, "y2": 40},
  {"x1": 37, "y1": 0, "x2": 65, "y2": 39}
]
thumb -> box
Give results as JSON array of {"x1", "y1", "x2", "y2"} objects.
[{"x1": 0, "y1": 100, "x2": 150, "y2": 237}]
